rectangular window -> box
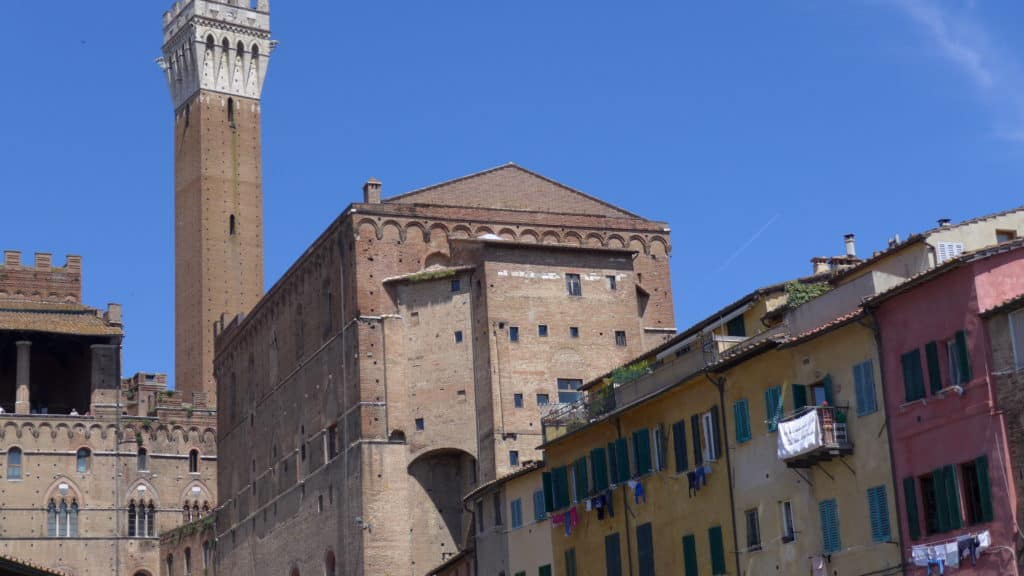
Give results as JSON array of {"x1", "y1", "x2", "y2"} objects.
[
  {"x1": 536, "y1": 393, "x2": 550, "y2": 406},
  {"x1": 493, "y1": 493, "x2": 502, "y2": 526},
  {"x1": 454, "y1": 330, "x2": 463, "y2": 343},
  {"x1": 962, "y1": 457, "x2": 994, "y2": 525},
  {"x1": 734, "y1": 399, "x2": 751, "y2": 443},
  {"x1": 564, "y1": 548, "x2": 577, "y2": 576},
  {"x1": 745, "y1": 508, "x2": 761, "y2": 551},
  {"x1": 608, "y1": 275, "x2": 618, "y2": 291},
  {"x1": 327, "y1": 425, "x2": 338, "y2": 459},
  {"x1": 510, "y1": 450, "x2": 519, "y2": 467},
  {"x1": 605, "y1": 532, "x2": 623, "y2": 576},
  {"x1": 509, "y1": 326, "x2": 519, "y2": 342},
  {"x1": 7, "y1": 450, "x2": 21, "y2": 480},
  {"x1": 1011, "y1": 310, "x2": 1024, "y2": 368},
  {"x1": 901, "y1": 349, "x2": 926, "y2": 402},
  {"x1": 569, "y1": 326, "x2": 580, "y2": 338},
  {"x1": 539, "y1": 565, "x2": 552, "y2": 576},
  {"x1": 931, "y1": 465, "x2": 963, "y2": 533},
  {"x1": 867, "y1": 485, "x2": 891, "y2": 543},
  {"x1": 557, "y1": 379, "x2": 582, "y2": 404},
  {"x1": 682, "y1": 534, "x2": 698, "y2": 576},
  {"x1": 781, "y1": 500, "x2": 796, "y2": 543},
  {"x1": 947, "y1": 330, "x2": 972, "y2": 386},
  {"x1": 451, "y1": 278, "x2": 461, "y2": 292},
  {"x1": 903, "y1": 477, "x2": 921, "y2": 541},
  {"x1": 538, "y1": 324, "x2": 548, "y2": 337},
  {"x1": 415, "y1": 418, "x2": 424, "y2": 431},
  {"x1": 513, "y1": 393, "x2": 524, "y2": 408},
  {"x1": 632, "y1": 428, "x2": 652, "y2": 475},
  {"x1": 853, "y1": 360, "x2": 878, "y2": 416},
  {"x1": 475, "y1": 500, "x2": 484, "y2": 533},
  {"x1": 925, "y1": 341, "x2": 943, "y2": 394},
  {"x1": 672, "y1": 419, "x2": 688, "y2": 473},
  {"x1": 691, "y1": 414, "x2": 703, "y2": 466},
  {"x1": 765, "y1": 385, "x2": 782, "y2": 432},
  {"x1": 709, "y1": 525, "x2": 727, "y2": 575},
  {"x1": 566, "y1": 274, "x2": 582, "y2": 297},
  {"x1": 936, "y1": 241, "x2": 965, "y2": 264},
  {"x1": 997, "y1": 229, "x2": 1018, "y2": 243},
  {"x1": 726, "y1": 315, "x2": 746, "y2": 338},
  {"x1": 510, "y1": 498, "x2": 523, "y2": 529},
  {"x1": 701, "y1": 408, "x2": 720, "y2": 461},
  {"x1": 533, "y1": 489, "x2": 547, "y2": 521},
  {"x1": 615, "y1": 331, "x2": 627, "y2": 346},
  {"x1": 637, "y1": 522, "x2": 655, "y2": 576},
  {"x1": 920, "y1": 474, "x2": 940, "y2": 535},
  {"x1": 819, "y1": 499, "x2": 841, "y2": 554}
]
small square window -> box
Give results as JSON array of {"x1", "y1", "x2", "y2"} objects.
[
  {"x1": 514, "y1": 393, "x2": 524, "y2": 408},
  {"x1": 451, "y1": 279, "x2": 461, "y2": 292},
  {"x1": 415, "y1": 418, "x2": 425, "y2": 431},
  {"x1": 510, "y1": 450, "x2": 520, "y2": 467},
  {"x1": 538, "y1": 325, "x2": 548, "y2": 337},
  {"x1": 569, "y1": 326, "x2": 580, "y2": 338},
  {"x1": 997, "y1": 229, "x2": 1017, "y2": 243},
  {"x1": 615, "y1": 331, "x2": 627, "y2": 347},
  {"x1": 509, "y1": 327, "x2": 519, "y2": 342},
  {"x1": 745, "y1": 508, "x2": 761, "y2": 551},
  {"x1": 781, "y1": 501, "x2": 795, "y2": 543},
  {"x1": 566, "y1": 274, "x2": 582, "y2": 297},
  {"x1": 454, "y1": 331, "x2": 463, "y2": 343},
  {"x1": 608, "y1": 275, "x2": 617, "y2": 290},
  {"x1": 536, "y1": 393, "x2": 550, "y2": 406}
]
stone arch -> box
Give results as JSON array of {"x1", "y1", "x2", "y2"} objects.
[
  {"x1": 427, "y1": 222, "x2": 450, "y2": 242},
  {"x1": 407, "y1": 448, "x2": 476, "y2": 571},
  {"x1": 37, "y1": 423, "x2": 53, "y2": 440},
  {"x1": 126, "y1": 479, "x2": 160, "y2": 504},
  {"x1": 564, "y1": 231, "x2": 583, "y2": 246},
  {"x1": 44, "y1": 477, "x2": 85, "y2": 505},
  {"x1": 202, "y1": 428, "x2": 217, "y2": 445},
  {"x1": 497, "y1": 228, "x2": 518, "y2": 241},
  {"x1": 55, "y1": 423, "x2": 71, "y2": 440},
  {"x1": 381, "y1": 220, "x2": 404, "y2": 243},
  {"x1": 519, "y1": 229, "x2": 540, "y2": 244},
  {"x1": 20, "y1": 422, "x2": 37, "y2": 439},
  {"x1": 541, "y1": 230, "x2": 561, "y2": 244},
  {"x1": 650, "y1": 236, "x2": 670, "y2": 257},
  {"x1": 450, "y1": 224, "x2": 472, "y2": 239},
  {"x1": 404, "y1": 222, "x2": 429, "y2": 244},
  {"x1": 423, "y1": 252, "x2": 451, "y2": 269},
  {"x1": 606, "y1": 234, "x2": 626, "y2": 249},
  {"x1": 585, "y1": 232, "x2": 605, "y2": 247},
  {"x1": 629, "y1": 235, "x2": 648, "y2": 255},
  {"x1": 84, "y1": 423, "x2": 99, "y2": 439},
  {"x1": 474, "y1": 226, "x2": 495, "y2": 237},
  {"x1": 355, "y1": 218, "x2": 380, "y2": 241}
]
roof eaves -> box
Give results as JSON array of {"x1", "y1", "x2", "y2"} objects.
[
  {"x1": 981, "y1": 293, "x2": 1024, "y2": 317},
  {"x1": 462, "y1": 461, "x2": 544, "y2": 503}
]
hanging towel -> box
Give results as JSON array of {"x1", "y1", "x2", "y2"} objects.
[
  {"x1": 695, "y1": 466, "x2": 707, "y2": 489},
  {"x1": 633, "y1": 480, "x2": 646, "y2": 504},
  {"x1": 977, "y1": 530, "x2": 991, "y2": 550},
  {"x1": 627, "y1": 480, "x2": 639, "y2": 491},
  {"x1": 957, "y1": 535, "x2": 979, "y2": 566},
  {"x1": 585, "y1": 499, "x2": 592, "y2": 512},
  {"x1": 550, "y1": 513, "x2": 565, "y2": 527},
  {"x1": 943, "y1": 542, "x2": 959, "y2": 568},
  {"x1": 810, "y1": 555, "x2": 827, "y2": 576},
  {"x1": 911, "y1": 545, "x2": 930, "y2": 567}
]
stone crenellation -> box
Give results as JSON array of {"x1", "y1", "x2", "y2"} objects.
[{"x1": 0, "y1": 252, "x2": 82, "y2": 303}]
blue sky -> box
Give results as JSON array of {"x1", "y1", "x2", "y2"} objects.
[{"x1": 1, "y1": 1, "x2": 1023, "y2": 385}]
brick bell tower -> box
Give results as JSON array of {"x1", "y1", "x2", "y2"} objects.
[{"x1": 160, "y1": 0, "x2": 272, "y2": 406}]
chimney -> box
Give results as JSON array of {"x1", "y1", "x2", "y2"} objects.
[
  {"x1": 844, "y1": 234, "x2": 856, "y2": 258},
  {"x1": 811, "y1": 257, "x2": 830, "y2": 275},
  {"x1": 4, "y1": 251, "x2": 21, "y2": 266},
  {"x1": 362, "y1": 178, "x2": 382, "y2": 204},
  {"x1": 937, "y1": 218, "x2": 951, "y2": 227},
  {"x1": 105, "y1": 303, "x2": 123, "y2": 327}
]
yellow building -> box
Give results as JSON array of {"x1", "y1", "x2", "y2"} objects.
[{"x1": 721, "y1": 310, "x2": 902, "y2": 575}]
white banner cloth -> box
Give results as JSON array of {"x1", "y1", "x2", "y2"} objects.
[{"x1": 777, "y1": 410, "x2": 822, "y2": 459}]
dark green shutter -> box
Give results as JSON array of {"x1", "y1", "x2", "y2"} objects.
[
  {"x1": 682, "y1": 534, "x2": 698, "y2": 576},
  {"x1": 633, "y1": 429, "x2": 652, "y2": 475},
  {"x1": 637, "y1": 523, "x2": 654, "y2": 576},
  {"x1": 867, "y1": 485, "x2": 891, "y2": 543},
  {"x1": 933, "y1": 467, "x2": 950, "y2": 532},
  {"x1": 823, "y1": 375, "x2": 835, "y2": 405},
  {"x1": 542, "y1": 471, "x2": 555, "y2": 513},
  {"x1": 709, "y1": 525, "x2": 726, "y2": 575},
  {"x1": 710, "y1": 405, "x2": 721, "y2": 460},
  {"x1": 591, "y1": 447, "x2": 609, "y2": 492},
  {"x1": 672, "y1": 420, "x2": 688, "y2": 473},
  {"x1": 608, "y1": 442, "x2": 619, "y2": 484},
  {"x1": 944, "y1": 465, "x2": 962, "y2": 530},
  {"x1": 539, "y1": 565, "x2": 552, "y2": 576},
  {"x1": 955, "y1": 330, "x2": 972, "y2": 381},
  {"x1": 605, "y1": 533, "x2": 622, "y2": 576},
  {"x1": 734, "y1": 400, "x2": 751, "y2": 443},
  {"x1": 615, "y1": 437, "x2": 630, "y2": 481},
  {"x1": 976, "y1": 455, "x2": 993, "y2": 523},
  {"x1": 553, "y1": 466, "x2": 570, "y2": 510},
  {"x1": 691, "y1": 414, "x2": 703, "y2": 466},
  {"x1": 792, "y1": 384, "x2": 808, "y2": 412},
  {"x1": 765, "y1": 386, "x2": 782, "y2": 432},
  {"x1": 902, "y1": 349, "x2": 925, "y2": 402},
  {"x1": 925, "y1": 341, "x2": 942, "y2": 394},
  {"x1": 575, "y1": 458, "x2": 589, "y2": 501},
  {"x1": 903, "y1": 477, "x2": 921, "y2": 541}
]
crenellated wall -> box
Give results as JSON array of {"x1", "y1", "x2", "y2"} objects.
[{"x1": 0, "y1": 252, "x2": 82, "y2": 303}]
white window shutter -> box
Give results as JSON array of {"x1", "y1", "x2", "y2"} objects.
[{"x1": 937, "y1": 242, "x2": 965, "y2": 264}]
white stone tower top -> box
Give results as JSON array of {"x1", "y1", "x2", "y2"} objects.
[{"x1": 160, "y1": 0, "x2": 273, "y2": 110}]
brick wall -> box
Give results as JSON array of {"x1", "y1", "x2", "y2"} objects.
[{"x1": 0, "y1": 252, "x2": 81, "y2": 303}]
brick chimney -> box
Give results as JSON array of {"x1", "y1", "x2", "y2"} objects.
[{"x1": 363, "y1": 178, "x2": 382, "y2": 204}]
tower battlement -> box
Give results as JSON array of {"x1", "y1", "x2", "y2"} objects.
[
  {"x1": 160, "y1": 0, "x2": 272, "y2": 110},
  {"x1": 0, "y1": 251, "x2": 83, "y2": 303}
]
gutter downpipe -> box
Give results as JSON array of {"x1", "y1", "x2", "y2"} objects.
[
  {"x1": 615, "y1": 417, "x2": 635, "y2": 576},
  {"x1": 705, "y1": 371, "x2": 742, "y2": 576}
]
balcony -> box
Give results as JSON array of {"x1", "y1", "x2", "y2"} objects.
[{"x1": 776, "y1": 406, "x2": 852, "y2": 468}]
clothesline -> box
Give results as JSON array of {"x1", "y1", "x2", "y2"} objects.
[{"x1": 911, "y1": 529, "x2": 986, "y2": 550}]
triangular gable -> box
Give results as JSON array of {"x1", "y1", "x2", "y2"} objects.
[{"x1": 386, "y1": 163, "x2": 643, "y2": 219}]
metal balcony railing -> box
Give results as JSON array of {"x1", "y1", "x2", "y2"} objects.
[{"x1": 776, "y1": 405, "x2": 852, "y2": 468}]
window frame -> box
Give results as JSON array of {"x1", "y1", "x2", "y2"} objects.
[
  {"x1": 513, "y1": 393, "x2": 524, "y2": 408},
  {"x1": 7, "y1": 447, "x2": 22, "y2": 480},
  {"x1": 607, "y1": 275, "x2": 618, "y2": 291},
  {"x1": 565, "y1": 273, "x2": 582, "y2": 297},
  {"x1": 538, "y1": 324, "x2": 548, "y2": 337},
  {"x1": 510, "y1": 497, "x2": 523, "y2": 529},
  {"x1": 615, "y1": 331, "x2": 627, "y2": 347},
  {"x1": 536, "y1": 393, "x2": 550, "y2": 406},
  {"x1": 745, "y1": 508, "x2": 762, "y2": 551},
  {"x1": 781, "y1": 500, "x2": 796, "y2": 543},
  {"x1": 509, "y1": 326, "x2": 519, "y2": 342},
  {"x1": 701, "y1": 410, "x2": 719, "y2": 461},
  {"x1": 76, "y1": 448, "x2": 90, "y2": 473},
  {"x1": 557, "y1": 379, "x2": 583, "y2": 404}
]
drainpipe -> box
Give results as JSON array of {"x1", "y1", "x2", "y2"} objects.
[
  {"x1": 615, "y1": 417, "x2": 635, "y2": 576},
  {"x1": 705, "y1": 372, "x2": 742, "y2": 576}
]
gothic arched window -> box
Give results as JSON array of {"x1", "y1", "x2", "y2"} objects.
[
  {"x1": 190, "y1": 449, "x2": 200, "y2": 473},
  {"x1": 76, "y1": 448, "x2": 90, "y2": 473},
  {"x1": 127, "y1": 501, "x2": 137, "y2": 537},
  {"x1": 7, "y1": 448, "x2": 22, "y2": 480},
  {"x1": 227, "y1": 98, "x2": 235, "y2": 125}
]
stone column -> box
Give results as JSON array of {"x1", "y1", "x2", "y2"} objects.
[{"x1": 15, "y1": 341, "x2": 31, "y2": 414}]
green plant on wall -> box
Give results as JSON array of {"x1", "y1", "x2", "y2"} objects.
[
  {"x1": 785, "y1": 281, "x2": 831, "y2": 308},
  {"x1": 610, "y1": 360, "x2": 650, "y2": 384}
]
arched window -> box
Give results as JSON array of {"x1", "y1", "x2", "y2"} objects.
[
  {"x1": 229, "y1": 215, "x2": 236, "y2": 236},
  {"x1": 128, "y1": 499, "x2": 155, "y2": 537},
  {"x1": 76, "y1": 448, "x2": 90, "y2": 473},
  {"x1": 7, "y1": 448, "x2": 22, "y2": 480},
  {"x1": 127, "y1": 501, "x2": 137, "y2": 537},
  {"x1": 47, "y1": 500, "x2": 57, "y2": 537},
  {"x1": 222, "y1": 37, "x2": 230, "y2": 56},
  {"x1": 189, "y1": 449, "x2": 200, "y2": 473},
  {"x1": 48, "y1": 499, "x2": 78, "y2": 538},
  {"x1": 147, "y1": 501, "x2": 155, "y2": 537},
  {"x1": 184, "y1": 548, "x2": 192, "y2": 574},
  {"x1": 183, "y1": 503, "x2": 191, "y2": 523},
  {"x1": 166, "y1": 554, "x2": 174, "y2": 576},
  {"x1": 236, "y1": 41, "x2": 246, "y2": 58},
  {"x1": 227, "y1": 98, "x2": 235, "y2": 125},
  {"x1": 137, "y1": 448, "x2": 148, "y2": 471},
  {"x1": 203, "y1": 540, "x2": 211, "y2": 568},
  {"x1": 206, "y1": 35, "x2": 215, "y2": 51},
  {"x1": 252, "y1": 44, "x2": 260, "y2": 61},
  {"x1": 69, "y1": 500, "x2": 79, "y2": 537}
]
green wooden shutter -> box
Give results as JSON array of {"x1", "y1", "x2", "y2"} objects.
[
  {"x1": 591, "y1": 447, "x2": 609, "y2": 492},
  {"x1": 925, "y1": 341, "x2": 942, "y2": 394},
  {"x1": 944, "y1": 465, "x2": 962, "y2": 530},
  {"x1": 682, "y1": 534, "x2": 698, "y2": 576},
  {"x1": 823, "y1": 375, "x2": 835, "y2": 405},
  {"x1": 637, "y1": 523, "x2": 655, "y2": 576},
  {"x1": 765, "y1": 386, "x2": 782, "y2": 431},
  {"x1": 734, "y1": 399, "x2": 751, "y2": 443},
  {"x1": 691, "y1": 414, "x2": 703, "y2": 466},
  {"x1": 539, "y1": 565, "x2": 552, "y2": 576},
  {"x1": 615, "y1": 437, "x2": 630, "y2": 481},
  {"x1": 553, "y1": 466, "x2": 570, "y2": 510},
  {"x1": 933, "y1": 467, "x2": 950, "y2": 532},
  {"x1": 655, "y1": 424, "x2": 667, "y2": 470},
  {"x1": 792, "y1": 384, "x2": 808, "y2": 412},
  {"x1": 575, "y1": 458, "x2": 589, "y2": 501},
  {"x1": 854, "y1": 361, "x2": 878, "y2": 415},
  {"x1": 975, "y1": 455, "x2": 993, "y2": 523},
  {"x1": 819, "y1": 499, "x2": 841, "y2": 553},
  {"x1": 903, "y1": 477, "x2": 921, "y2": 541},
  {"x1": 543, "y1": 471, "x2": 555, "y2": 513},
  {"x1": 608, "y1": 442, "x2": 620, "y2": 484},
  {"x1": 710, "y1": 405, "x2": 721, "y2": 460},
  {"x1": 902, "y1": 350, "x2": 925, "y2": 402},
  {"x1": 605, "y1": 532, "x2": 623, "y2": 576},
  {"x1": 955, "y1": 330, "x2": 972, "y2": 381},
  {"x1": 867, "y1": 485, "x2": 891, "y2": 542},
  {"x1": 672, "y1": 420, "x2": 688, "y2": 473},
  {"x1": 709, "y1": 525, "x2": 726, "y2": 574},
  {"x1": 633, "y1": 429, "x2": 652, "y2": 475}
]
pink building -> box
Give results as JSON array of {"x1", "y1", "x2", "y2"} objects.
[{"x1": 868, "y1": 239, "x2": 1024, "y2": 574}]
